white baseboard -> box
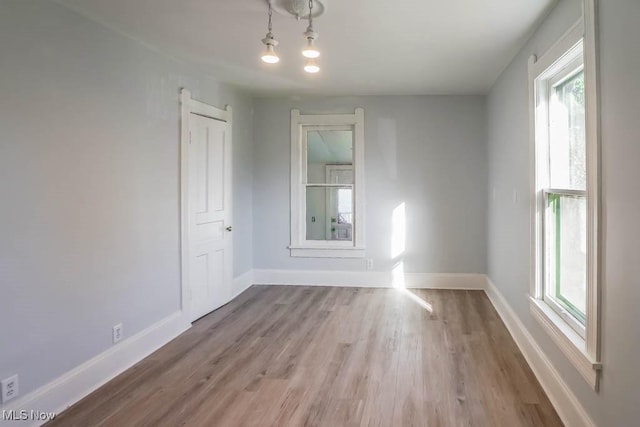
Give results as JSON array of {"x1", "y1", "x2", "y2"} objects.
[
  {"x1": 484, "y1": 277, "x2": 595, "y2": 427},
  {"x1": 2, "y1": 272, "x2": 593, "y2": 427},
  {"x1": 252, "y1": 269, "x2": 485, "y2": 289},
  {"x1": 231, "y1": 270, "x2": 254, "y2": 300},
  {"x1": 2, "y1": 311, "x2": 191, "y2": 427}
]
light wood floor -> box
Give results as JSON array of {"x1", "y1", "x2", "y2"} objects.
[{"x1": 48, "y1": 286, "x2": 562, "y2": 426}]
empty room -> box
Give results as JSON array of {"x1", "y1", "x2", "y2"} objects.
[{"x1": 1, "y1": 0, "x2": 639, "y2": 426}]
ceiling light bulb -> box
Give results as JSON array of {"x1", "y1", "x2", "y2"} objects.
[
  {"x1": 304, "y1": 58, "x2": 320, "y2": 73},
  {"x1": 302, "y1": 38, "x2": 320, "y2": 58},
  {"x1": 261, "y1": 42, "x2": 280, "y2": 64},
  {"x1": 261, "y1": 2, "x2": 279, "y2": 65}
]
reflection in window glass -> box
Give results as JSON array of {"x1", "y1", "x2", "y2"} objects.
[
  {"x1": 306, "y1": 130, "x2": 353, "y2": 184},
  {"x1": 337, "y1": 189, "x2": 352, "y2": 225},
  {"x1": 305, "y1": 186, "x2": 353, "y2": 241}
]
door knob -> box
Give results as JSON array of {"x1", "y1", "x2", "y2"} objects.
[{"x1": 226, "y1": 226, "x2": 233, "y2": 232}]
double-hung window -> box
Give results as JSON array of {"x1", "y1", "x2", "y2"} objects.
[
  {"x1": 543, "y1": 49, "x2": 587, "y2": 335},
  {"x1": 289, "y1": 109, "x2": 365, "y2": 258},
  {"x1": 529, "y1": 7, "x2": 601, "y2": 391}
]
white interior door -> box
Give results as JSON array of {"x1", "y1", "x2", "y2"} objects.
[{"x1": 188, "y1": 113, "x2": 232, "y2": 322}]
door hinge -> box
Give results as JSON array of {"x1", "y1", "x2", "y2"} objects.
[{"x1": 189, "y1": 131, "x2": 192, "y2": 144}]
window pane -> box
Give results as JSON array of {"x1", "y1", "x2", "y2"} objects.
[
  {"x1": 307, "y1": 129, "x2": 353, "y2": 184},
  {"x1": 549, "y1": 71, "x2": 586, "y2": 190},
  {"x1": 306, "y1": 186, "x2": 353, "y2": 241},
  {"x1": 545, "y1": 193, "x2": 587, "y2": 322}
]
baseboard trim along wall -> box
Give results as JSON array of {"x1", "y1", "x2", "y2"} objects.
[
  {"x1": 484, "y1": 277, "x2": 595, "y2": 427},
  {"x1": 2, "y1": 269, "x2": 258, "y2": 427},
  {"x1": 5, "y1": 270, "x2": 593, "y2": 427},
  {"x1": 231, "y1": 269, "x2": 255, "y2": 300},
  {"x1": 2, "y1": 311, "x2": 191, "y2": 427},
  {"x1": 253, "y1": 269, "x2": 486, "y2": 289},
  {"x1": 251, "y1": 269, "x2": 595, "y2": 427}
]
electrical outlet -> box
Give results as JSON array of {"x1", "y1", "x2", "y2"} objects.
[
  {"x1": 1, "y1": 375, "x2": 19, "y2": 404},
  {"x1": 366, "y1": 259, "x2": 374, "y2": 270},
  {"x1": 112, "y1": 323, "x2": 123, "y2": 344}
]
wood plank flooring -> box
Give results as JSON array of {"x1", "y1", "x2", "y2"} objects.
[{"x1": 47, "y1": 286, "x2": 562, "y2": 427}]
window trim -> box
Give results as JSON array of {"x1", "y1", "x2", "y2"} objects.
[
  {"x1": 529, "y1": 1, "x2": 602, "y2": 392},
  {"x1": 289, "y1": 108, "x2": 365, "y2": 258},
  {"x1": 548, "y1": 55, "x2": 583, "y2": 89}
]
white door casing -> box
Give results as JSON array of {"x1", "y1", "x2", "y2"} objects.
[{"x1": 180, "y1": 89, "x2": 232, "y2": 322}]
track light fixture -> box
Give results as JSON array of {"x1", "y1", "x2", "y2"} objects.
[
  {"x1": 302, "y1": 36, "x2": 320, "y2": 59},
  {"x1": 303, "y1": 58, "x2": 320, "y2": 73},
  {"x1": 301, "y1": 0, "x2": 320, "y2": 73},
  {"x1": 259, "y1": 0, "x2": 324, "y2": 73},
  {"x1": 260, "y1": 1, "x2": 279, "y2": 64}
]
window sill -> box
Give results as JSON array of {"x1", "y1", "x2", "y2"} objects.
[
  {"x1": 529, "y1": 297, "x2": 601, "y2": 390},
  {"x1": 288, "y1": 246, "x2": 365, "y2": 258}
]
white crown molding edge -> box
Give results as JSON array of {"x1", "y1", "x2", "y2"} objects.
[
  {"x1": 53, "y1": 0, "x2": 188, "y2": 69},
  {"x1": 484, "y1": 277, "x2": 596, "y2": 427}
]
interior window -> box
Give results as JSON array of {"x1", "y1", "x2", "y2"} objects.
[
  {"x1": 305, "y1": 129, "x2": 354, "y2": 241},
  {"x1": 290, "y1": 109, "x2": 365, "y2": 258}
]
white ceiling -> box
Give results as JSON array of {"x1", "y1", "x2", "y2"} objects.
[{"x1": 57, "y1": 0, "x2": 556, "y2": 96}]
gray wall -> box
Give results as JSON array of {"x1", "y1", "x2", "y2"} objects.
[
  {"x1": 8, "y1": 0, "x2": 639, "y2": 423},
  {"x1": 0, "y1": 0, "x2": 253, "y2": 400},
  {"x1": 252, "y1": 96, "x2": 487, "y2": 274},
  {"x1": 487, "y1": 0, "x2": 640, "y2": 425}
]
